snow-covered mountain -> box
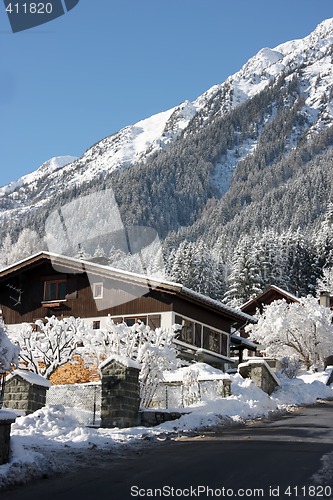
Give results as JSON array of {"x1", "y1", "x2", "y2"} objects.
[
  {"x1": 0, "y1": 156, "x2": 77, "y2": 196},
  {"x1": 1, "y1": 18, "x2": 333, "y2": 240}
]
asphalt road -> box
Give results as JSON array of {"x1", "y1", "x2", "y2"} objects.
[{"x1": 2, "y1": 400, "x2": 333, "y2": 500}]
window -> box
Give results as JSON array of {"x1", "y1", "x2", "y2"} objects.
[
  {"x1": 93, "y1": 283, "x2": 103, "y2": 299},
  {"x1": 110, "y1": 315, "x2": 161, "y2": 328},
  {"x1": 112, "y1": 317, "x2": 124, "y2": 325},
  {"x1": 181, "y1": 320, "x2": 194, "y2": 345},
  {"x1": 44, "y1": 280, "x2": 67, "y2": 301},
  {"x1": 125, "y1": 316, "x2": 147, "y2": 327},
  {"x1": 195, "y1": 323, "x2": 202, "y2": 348},
  {"x1": 175, "y1": 314, "x2": 228, "y2": 356},
  {"x1": 175, "y1": 315, "x2": 195, "y2": 345},
  {"x1": 148, "y1": 315, "x2": 161, "y2": 329},
  {"x1": 203, "y1": 327, "x2": 221, "y2": 354},
  {"x1": 221, "y1": 333, "x2": 228, "y2": 356},
  {"x1": 93, "y1": 320, "x2": 101, "y2": 330}
]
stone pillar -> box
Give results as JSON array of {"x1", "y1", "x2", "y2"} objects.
[
  {"x1": 0, "y1": 411, "x2": 16, "y2": 465},
  {"x1": 238, "y1": 360, "x2": 280, "y2": 395},
  {"x1": 100, "y1": 356, "x2": 141, "y2": 428},
  {"x1": 326, "y1": 369, "x2": 333, "y2": 386},
  {"x1": 3, "y1": 371, "x2": 50, "y2": 414}
]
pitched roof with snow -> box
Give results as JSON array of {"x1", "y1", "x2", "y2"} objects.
[
  {"x1": 0, "y1": 251, "x2": 256, "y2": 325},
  {"x1": 241, "y1": 285, "x2": 300, "y2": 314}
]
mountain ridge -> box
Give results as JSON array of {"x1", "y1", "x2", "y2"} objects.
[
  {"x1": 3, "y1": 17, "x2": 333, "y2": 192},
  {"x1": 1, "y1": 18, "x2": 333, "y2": 251}
]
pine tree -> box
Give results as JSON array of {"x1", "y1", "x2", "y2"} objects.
[
  {"x1": 93, "y1": 244, "x2": 106, "y2": 258},
  {"x1": 223, "y1": 235, "x2": 262, "y2": 307},
  {"x1": 0, "y1": 234, "x2": 13, "y2": 269},
  {"x1": 10, "y1": 229, "x2": 45, "y2": 264}
]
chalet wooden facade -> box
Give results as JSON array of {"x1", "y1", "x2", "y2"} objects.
[
  {"x1": 237, "y1": 285, "x2": 300, "y2": 358},
  {"x1": 0, "y1": 252, "x2": 255, "y2": 369},
  {"x1": 241, "y1": 285, "x2": 299, "y2": 317}
]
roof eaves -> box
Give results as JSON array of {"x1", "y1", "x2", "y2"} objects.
[
  {"x1": 241, "y1": 285, "x2": 300, "y2": 310},
  {"x1": 0, "y1": 251, "x2": 184, "y2": 292},
  {"x1": 180, "y1": 287, "x2": 256, "y2": 324}
]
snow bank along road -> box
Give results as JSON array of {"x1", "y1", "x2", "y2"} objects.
[{"x1": 2, "y1": 400, "x2": 333, "y2": 500}]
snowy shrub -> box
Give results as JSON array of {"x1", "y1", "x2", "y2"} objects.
[
  {"x1": 15, "y1": 316, "x2": 90, "y2": 379},
  {"x1": 279, "y1": 355, "x2": 301, "y2": 379},
  {"x1": 182, "y1": 367, "x2": 200, "y2": 406},
  {"x1": 0, "y1": 322, "x2": 19, "y2": 372},
  {"x1": 246, "y1": 296, "x2": 333, "y2": 370},
  {"x1": 82, "y1": 316, "x2": 179, "y2": 407},
  {"x1": 137, "y1": 325, "x2": 180, "y2": 407}
]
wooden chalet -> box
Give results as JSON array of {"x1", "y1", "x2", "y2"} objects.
[
  {"x1": 241, "y1": 285, "x2": 299, "y2": 317},
  {"x1": 236, "y1": 285, "x2": 300, "y2": 363},
  {"x1": 240, "y1": 285, "x2": 333, "y2": 367},
  {"x1": 0, "y1": 252, "x2": 255, "y2": 370}
]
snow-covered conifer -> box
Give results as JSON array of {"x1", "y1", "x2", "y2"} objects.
[
  {"x1": 223, "y1": 235, "x2": 262, "y2": 308},
  {"x1": 0, "y1": 234, "x2": 13, "y2": 270},
  {"x1": 93, "y1": 244, "x2": 106, "y2": 258},
  {"x1": 316, "y1": 267, "x2": 333, "y2": 296},
  {"x1": 11, "y1": 229, "x2": 44, "y2": 263}
]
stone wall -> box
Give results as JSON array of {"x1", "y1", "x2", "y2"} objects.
[
  {"x1": 100, "y1": 356, "x2": 141, "y2": 428},
  {"x1": 3, "y1": 373, "x2": 49, "y2": 414},
  {"x1": 326, "y1": 369, "x2": 333, "y2": 386},
  {"x1": 238, "y1": 360, "x2": 280, "y2": 395},
  {"x1": 0, "y1": 412, "x2": 16, "y2": 465}
]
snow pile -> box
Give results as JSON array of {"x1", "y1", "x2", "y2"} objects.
[
  {"x1": 272, "y1": 368, "x2": 333, "y2": 407},
  {"x1": 154, "y1": 374, "x2": 278, "y2": 433},
  {"x1": 0, "y1": 367, "x2": 332, "y2": 490},
  {"x1": 162, "y1": 362, "x2": 229, "y2": 382},
  {"x1": 0, "y1": 322, "x2": 19, "y2": 372},
  {"x1": 0, "y1": 439, "x2": 61, "y2": 491}
]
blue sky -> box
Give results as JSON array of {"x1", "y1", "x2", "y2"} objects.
[{"x1": 1, "y1": 0, "x2": 333, "y2": 186}]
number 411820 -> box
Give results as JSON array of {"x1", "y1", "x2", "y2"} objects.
[{"x1": 5, "y1": 3, "x2": 53, "y2": 14}]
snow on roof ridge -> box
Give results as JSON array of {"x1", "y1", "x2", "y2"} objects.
[
  {"x1": 0, "y1": 250, "x2": 183, "y2": 289},
  {"x1": 230, "y1": 334, "x2": 258, "y2": 350},
  {"x1": 268, "y1": 284, "x2": 300, "y2": 301},
  {"x1": 241, "y1": 285, "x2": 300, "y2": 309},
  {"x1": 0, "y1": 252, "x2": 256, "y2": 322}
]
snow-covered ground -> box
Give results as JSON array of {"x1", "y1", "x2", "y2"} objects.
[{"x1": 0, "y1": 366, "x2": 332, "y2": 491}]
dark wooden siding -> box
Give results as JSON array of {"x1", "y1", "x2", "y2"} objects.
[
  {"x1": 0, "y1": 265, "x2": 174, "y2": 324},
  {"x1": 0, "y1": 259, "x2": 235, "y2": 334},
  {"x1": 69, "y1": 276, "x2": 173, "y2": 318},
  {"x1": 241, "y1": 289, "x2": 296, "y2": 316}
]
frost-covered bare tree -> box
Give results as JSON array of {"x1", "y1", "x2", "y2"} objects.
[
  {"x1": 14, "y1": 316, "x2": 89, "y2": 379},
  {"x1": 246, "y1": 296, "x2": 333, "y2": 370},
  {"x1": 81, "y1": 317, "x2": 179, "y2": 407}
]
